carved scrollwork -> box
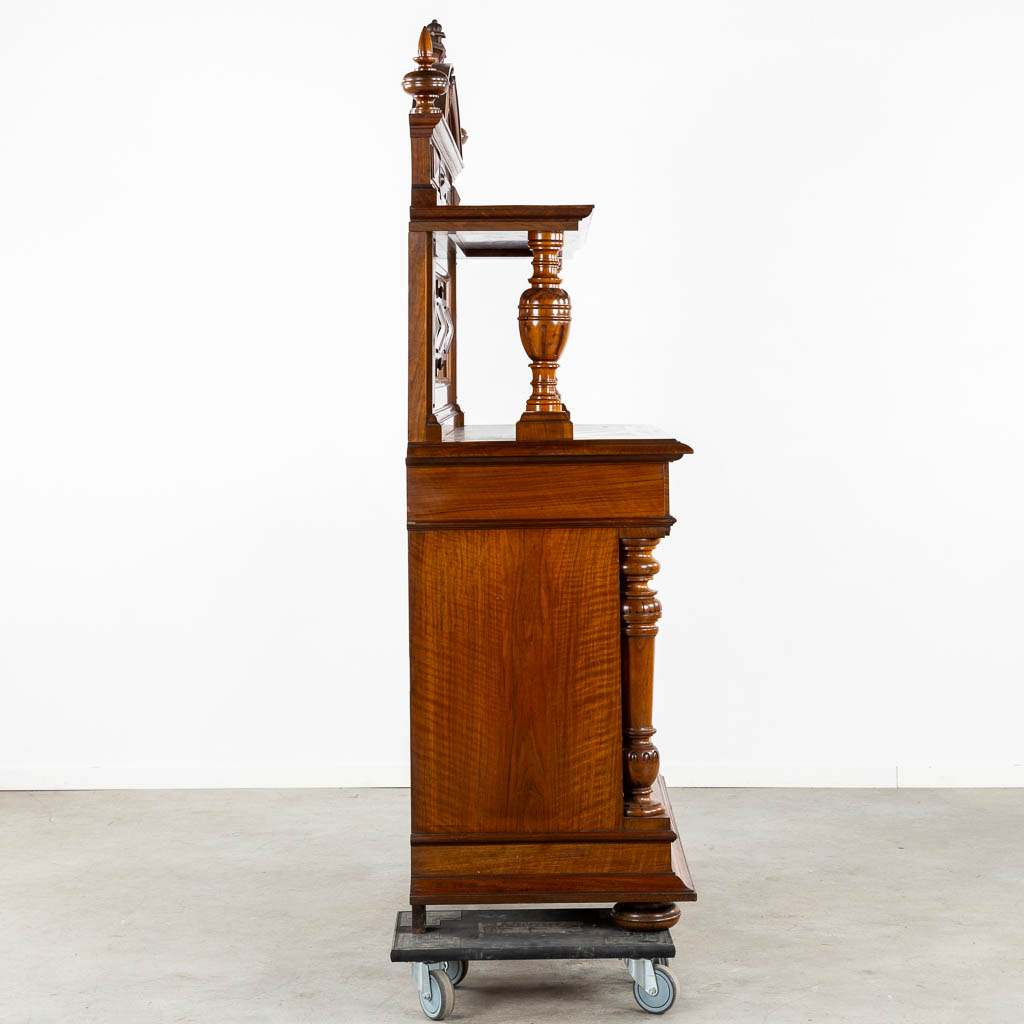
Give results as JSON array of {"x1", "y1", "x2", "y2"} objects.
[
  {"x1": 430, "y1": 148, "x2": 452, "y2": 205},
  {"x1": 433, "y1": 261, "x2": 454, "y2": 379},
  {"x1": 426, "y1": 20, "x2": 465, "y2": 155}
]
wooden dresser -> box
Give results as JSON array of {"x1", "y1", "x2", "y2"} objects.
[{"x1": 403, "y1": 21, "x2": 696, "y2": 935}]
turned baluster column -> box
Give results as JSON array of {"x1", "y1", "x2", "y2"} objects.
[
  {"x1": 620, "y1": 538, "x2": 665, "y2": 817},
  {"x1": 612, "y1": 536, "x2": 681, "y2": 932},
  {"x1": 516, "y1": 231, "x2": 573, "y2": 441}
]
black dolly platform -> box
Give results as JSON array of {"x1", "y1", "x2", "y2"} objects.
[{"x1": 390, "y1": 908, "x2": 681, "y2": 1019}]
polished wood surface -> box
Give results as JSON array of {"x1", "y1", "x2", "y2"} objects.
[
  {"x1": 406, "y1": 230, "x2": 431, "y2": 442},
  {"x1": 620, "y1": 539, "x2": 666, "y2": 817},
  {"x1": 408, "y1": 425, "x2": 691, "y2": 465},
  {"x1": 516, "y1": 232, "x2": 573, "y2": 441},
  {"x1": 610, "y1": 902, "x2": 682, "y2": 931},
  {"x1": 409, "y1": 204, "x2": 593, "y2": 230},
  {"x1": 402, "y1": 22, "x2": 696, "y2": 931},
  {"x1": 414, "y1": 841, "x2": 665, "y2": 877},
  {"x1": 410, "y1": 528, "x2": 621, "y2": 835},
  {"x1": 411, "y1": 790, "x2": 696, "y2": 905},
  {"x1": 407, "y1": 462, "x2": 669, "y2": 525},
  {"x1": 401, "y1": 27, "x2": 447, "y2": 118}
]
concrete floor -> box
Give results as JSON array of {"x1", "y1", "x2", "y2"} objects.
[{"x1": 1, "y1": 789, "x2": 1022, "y2": 1023}]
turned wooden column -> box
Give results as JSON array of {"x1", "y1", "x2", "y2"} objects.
[
  {"x1": 619, "y1": 537, "x2": 665, "y2": 817},
  {"x1": 612, "y1": 536, "x2": 680, "y2": 931},
  {"x1": 516, "y1": 231, "x2": 573, "y2": 441}
]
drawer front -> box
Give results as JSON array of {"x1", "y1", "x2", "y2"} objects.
[{"x1": 407, "y1": 461, "x2": 669, "y2": 526}]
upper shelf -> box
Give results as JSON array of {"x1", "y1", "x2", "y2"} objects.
[
  {"x1": 409, "y1": 205, "x2": 594, "y2": 258},
  {"x1": 407, "y1": 424, "x2": 692, "y2": 463}
]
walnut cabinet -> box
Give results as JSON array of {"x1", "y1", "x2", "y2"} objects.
[{"x1": 402, "y1": 22, "x2": 696, "y2": 934}]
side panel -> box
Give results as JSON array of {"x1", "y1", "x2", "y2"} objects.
[
  {"x1": 407, "y1": 230, "x2": 432, "y2": 442},
  {"x1": 409, "y1": 527, "x2": 622, "y2": 834}
]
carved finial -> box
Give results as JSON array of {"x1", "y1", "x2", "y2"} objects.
[
  {"x1": 402, "y1": 26, "x2": 447, "y2": 116},
  {"x1": 415, "y1": 26, "x2": 434, "y2": 66},
  {"x1": 426, "y1": 20, "x2": 447, "y2": 63}
]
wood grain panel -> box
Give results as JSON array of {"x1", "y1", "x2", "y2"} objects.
[
  {"x1": 407, "y1": 230, "x2": 432, "y2": 441},
  {"x1": 409, "y1": 528, "x2": 622, "y2": 834},
  {"x1": 411, "y1": 828, "x2": 675, "y2": 844},
  {"x1": 413, "y1": 842, "x2": 671, "y2": 877},
  {"x1": 407, "y1": 463, "x2": 668, "y2": 523},
  {"x1": 410, "y1": 863, "x2": 694, "y2": 904}
]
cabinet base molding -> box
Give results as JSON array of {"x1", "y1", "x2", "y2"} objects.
[{"x1": 409, "y1": 777, "x2": 696, "y2": 912}]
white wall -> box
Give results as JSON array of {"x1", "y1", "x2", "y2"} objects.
[{"x1": 2, "y1": 1, "x2": 1022, "y2": 789}]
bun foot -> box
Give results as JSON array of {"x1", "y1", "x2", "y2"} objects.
[{"x1": 611, "y1": 901, "x2": 681, "y2": 931}]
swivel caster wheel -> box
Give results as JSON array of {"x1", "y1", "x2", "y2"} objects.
[
  {"x1": 633, "y1": 962, "x2": 678, "y2": 1015},
  {"x1": 444, "y1": 959, "x2": 470, "y2": 987},
  {"x1": 412, "y1": 963, "x2": 455, "y2": 1020}
]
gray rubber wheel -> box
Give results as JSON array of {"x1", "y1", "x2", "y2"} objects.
[
  {"x1": 633, "y1": 963, "x2": 678, "y2": 1015},
  {"x1": 444, "y1": 959, "x2": 469, "y2": 987},
  {"x1": 418, "y1": 968, "x2": 455, "y2": 1020}
]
